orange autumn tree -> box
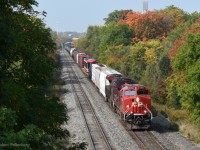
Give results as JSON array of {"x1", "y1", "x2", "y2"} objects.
[
  {"x1": 119, "y1": 11, "x2": 173, "y2": 42},
  {"x1": 118, "y1": 11, "x2": 141, "y2": 27},
  {"x1": 168, "y1": 18, "x2": 200, "y2": 58},
  {"x1": 135, "y1": 11, "x2": 170, "y2": 41},
  {"x1": 118, "y1": 11, "x2": 141, "y2": 42}
]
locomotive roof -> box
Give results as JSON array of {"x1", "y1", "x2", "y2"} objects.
[
  {"x1": 121, "y1": 84, "x2": 149, "y2": 91},
  {"x1": 113, "y1": 76, "x2": 137, "y2": 84}
]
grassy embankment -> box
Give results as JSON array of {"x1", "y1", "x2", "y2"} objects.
[{"x1": 152, "y1": 102, "x2": 200, "y2": 144}]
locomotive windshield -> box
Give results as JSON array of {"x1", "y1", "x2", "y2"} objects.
[
  {"x1": 124, "y1": 90, "x2": 136, "y2": 96},
  {"x1": 137, "y1": 89, "x2": 149, "y2": 95}
]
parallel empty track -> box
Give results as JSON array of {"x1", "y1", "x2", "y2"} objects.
[{"x1": 63, "y1": 51, "x2": 112, "y2": 150}]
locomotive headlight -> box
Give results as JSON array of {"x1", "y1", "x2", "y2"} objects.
[
  {"x1": 136, "y1": 97, "x2": 140, "y2": 102},
  {"x1": 126, "y1": 105, "x2": 129, "y2": 108},
  {"x1": 144, "y1": 110, "x2": 147, "y2": 114}
]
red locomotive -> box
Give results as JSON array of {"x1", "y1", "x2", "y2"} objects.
[{"x1": 106, "y1": 75, "x2": 152, "y2": 129}]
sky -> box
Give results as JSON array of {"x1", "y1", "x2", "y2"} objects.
[{"x1": 35, "y1": 0, "x2": 200, "y2": 33}]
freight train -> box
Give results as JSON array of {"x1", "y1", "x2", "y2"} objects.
[{"x1": 66, "y1": 47, "x2": 153, "y2": 129}]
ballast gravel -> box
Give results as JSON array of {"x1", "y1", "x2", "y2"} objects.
[{"x1": 59, "y1": 50, "x2": 200, "y2": 150}]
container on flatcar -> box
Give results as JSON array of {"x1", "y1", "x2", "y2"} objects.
[
  {"x1": 84, "y1": 58, "x2": 96, "y2": 78},
  {"x1": 78, "y1": 53, "x2": 87, "y2": 68}
]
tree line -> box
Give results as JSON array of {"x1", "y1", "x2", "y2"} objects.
[
  {"x1": 0, "y1": 0, "x2": 86, "y2": 149},
  {"x1": 75, "y1": 6, "x2": 200, "y2": 142}
]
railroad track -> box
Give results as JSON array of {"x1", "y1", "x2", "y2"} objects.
[
  {"x1": 131, "y1": 130, "x2": 165, "y2": 150},
  {"x1": 109, "y1": 100, "x2": 166, "y2": 150},
  {"x1": 64, "y1": 51, "x2": 112, "y2": 150}
]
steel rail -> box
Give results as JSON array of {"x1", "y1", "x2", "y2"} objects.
[{"x1": 133, "y1": 130, "x2": 166, "y2": 150}]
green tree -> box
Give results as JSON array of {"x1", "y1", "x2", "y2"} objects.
[
  {"x1": 0, "y1": 0, "x2": 86, "y2": 149},
  {"x1": 162, "y1": 5, "x2": 188, "y2": 29},
  {"x1": 85, "y1": 26, "x2": 103, "y2": 56},
  {"x1": 97, "y1": 22, "x2": 134, "y2": 62},
  {"x1": 171, "y1": 33, "x2": 200, "y2": 123},
  {"x1": 104, "y1": 10, "x2": 131, "y2": 25}
]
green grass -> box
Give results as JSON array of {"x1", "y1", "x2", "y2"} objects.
[{"x1": 152, "y1": 101, "x2": 200, "y2": 143}]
